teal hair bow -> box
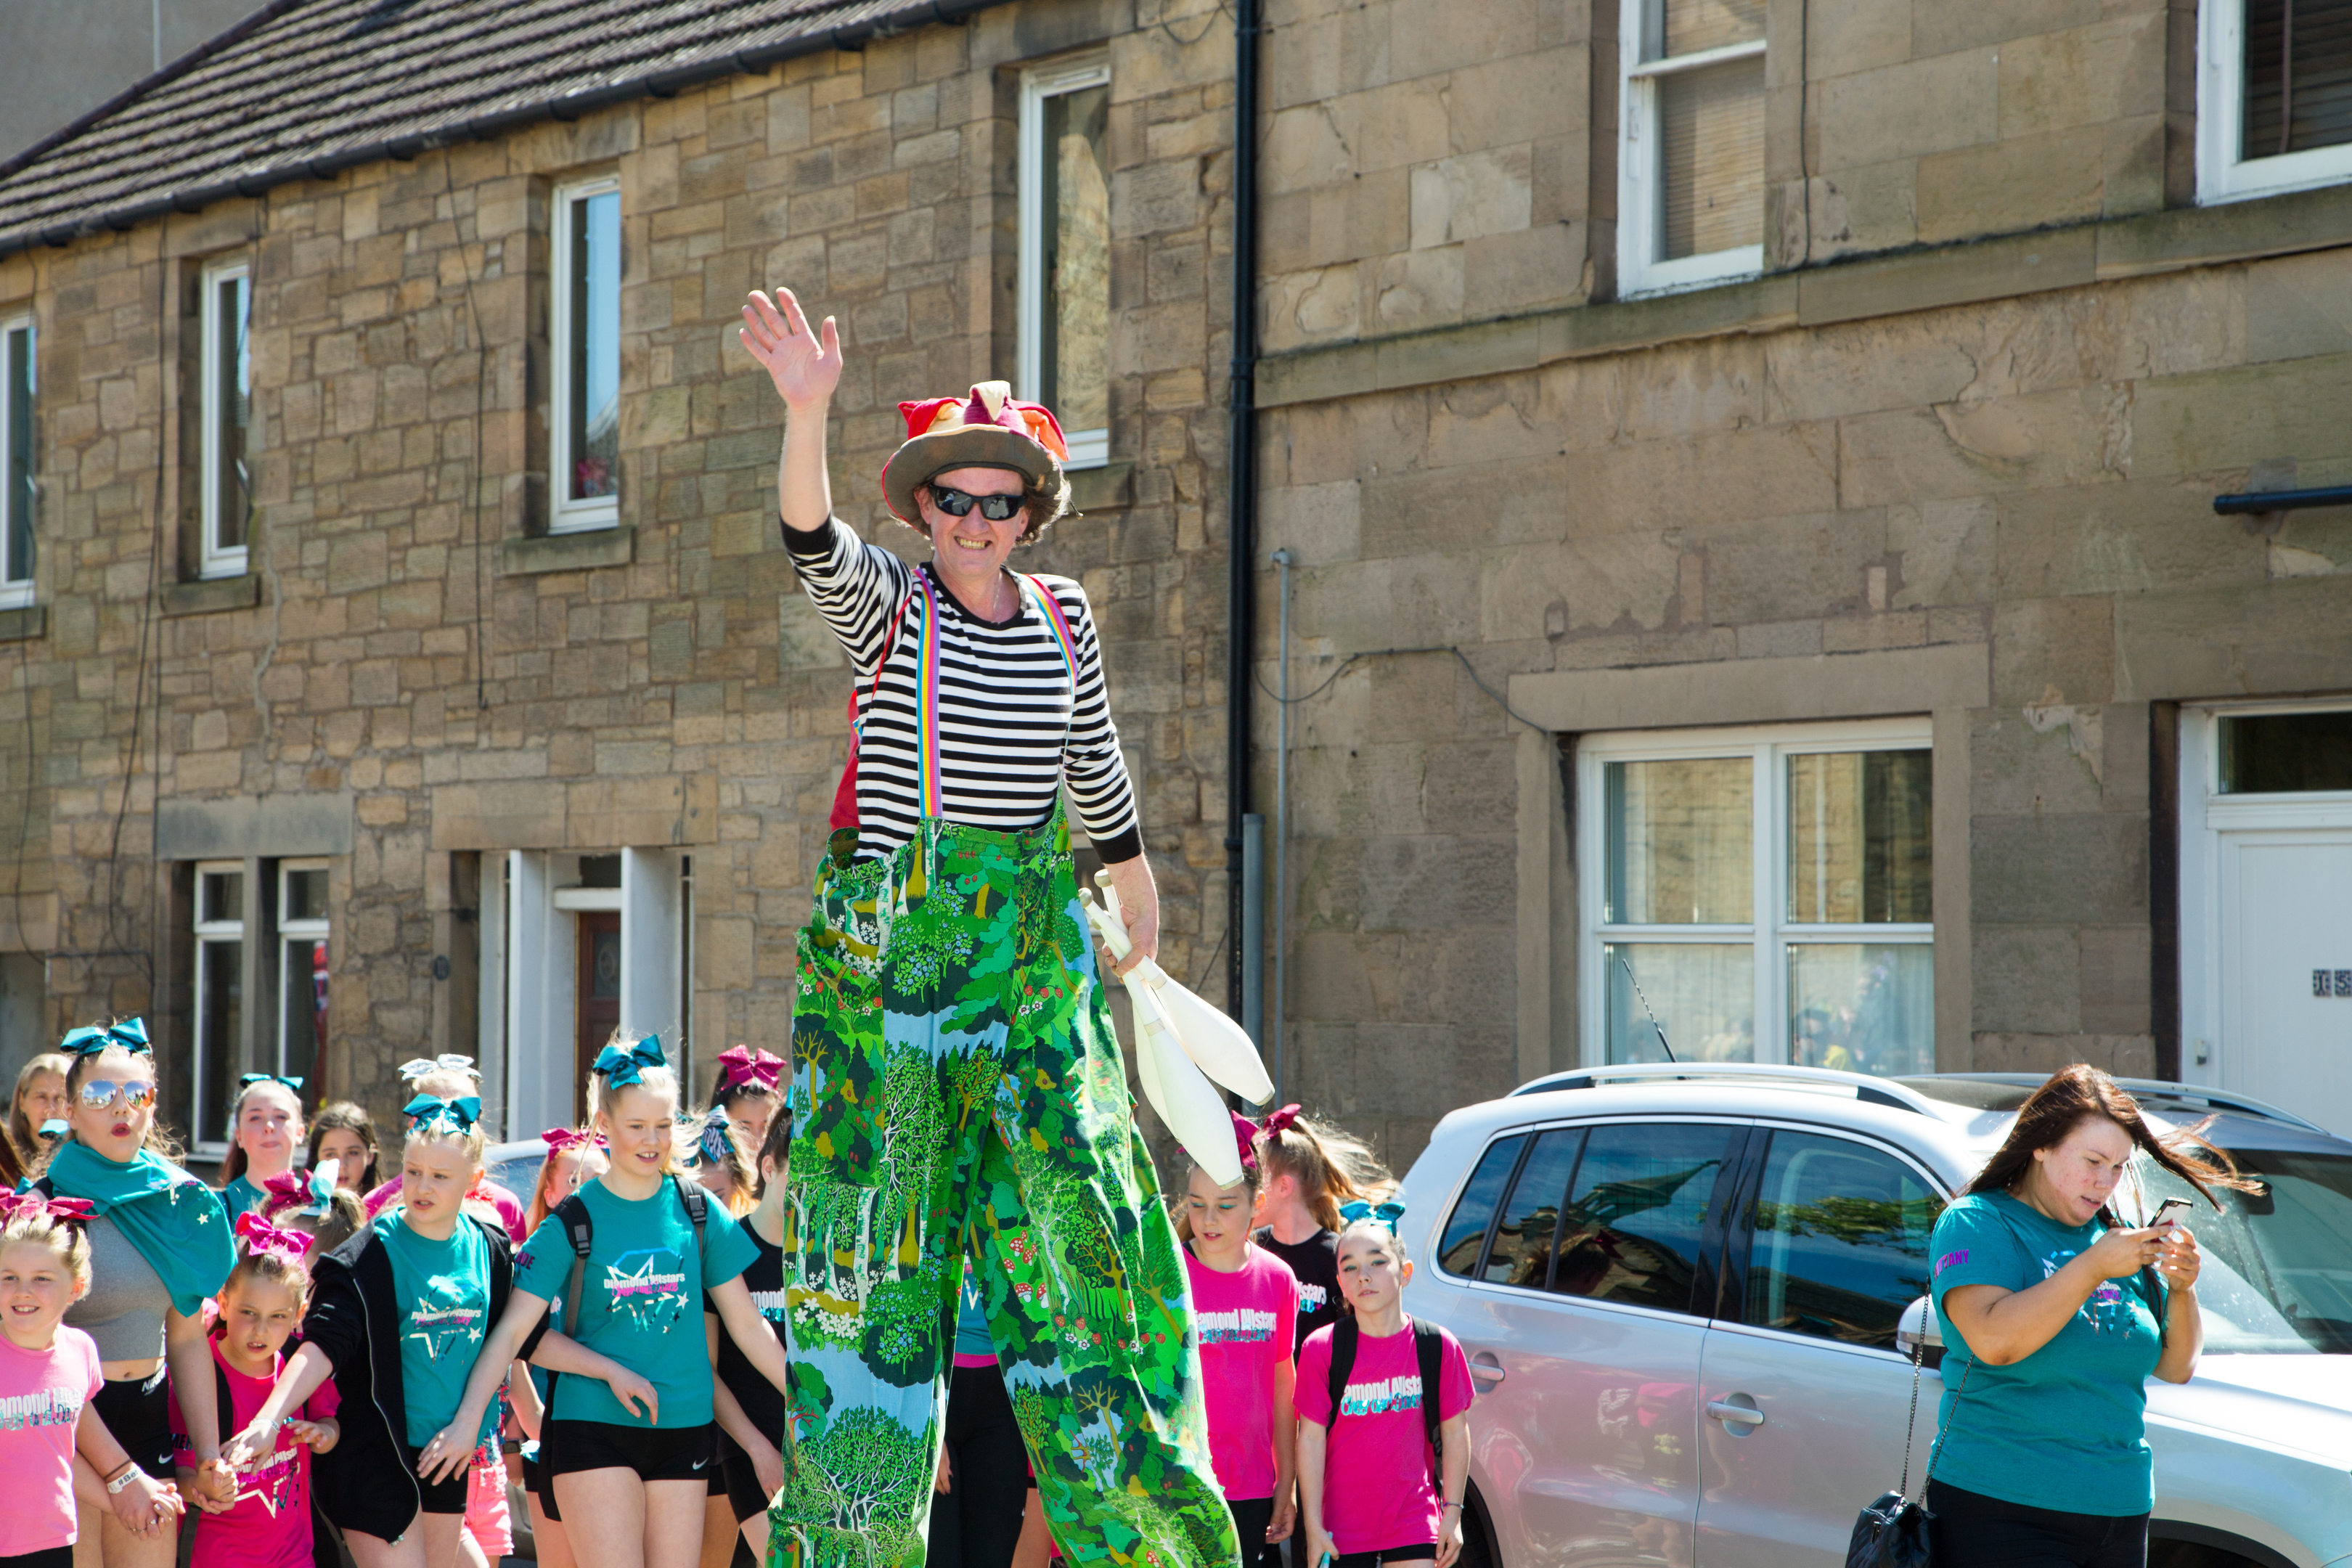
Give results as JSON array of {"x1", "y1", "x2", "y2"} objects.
[
  {"x1": 60, "y1": 1018, "x2": 150, "y2": 1056},
  {"x1": 238, "y1": 1072, "x2": 305, "y2": 1093},
  {"x1": 593, "y1": 1035, "x2": 667, "y2": 1088},
  {"x1": 404, "y1": 1094, "x2": 481, "y2": 1132},
  {"x1": 1339, "y1": 1199, "x2": 1407, "y2": 1233}
]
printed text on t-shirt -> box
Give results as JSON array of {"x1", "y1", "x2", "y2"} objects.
[
  {"x1": 606, "y1": 1249, "x2": 690, "y2": 1328},
  {"x1": 0, "y1": 1387, "x2": 82, "y2": 1430},
  {"x1": 1340, "y1": 1372, "x2": 1424, "y2": 1417},
  {"x1": 1196, "y1": 1307, "x2": 1279, "y2": 1345}
]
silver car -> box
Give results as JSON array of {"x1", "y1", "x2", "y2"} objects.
[{"x1": 1395, "y1": 1064, "x2": 2352, "y2": 1568}]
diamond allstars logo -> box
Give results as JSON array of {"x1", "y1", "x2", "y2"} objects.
[
  {"x1": 406, "y1": 1278, "x2": 486, "y2": 1362},
  {"x1": 605, "y1": 1249, "x2": 690, "y2": 1331}
]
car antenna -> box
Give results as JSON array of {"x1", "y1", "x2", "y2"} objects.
[{"x1": 1616, "y1": 954, "x2": 1678, "y2": 1064}]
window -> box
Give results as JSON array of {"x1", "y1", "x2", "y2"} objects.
[
  {"x1": 552, "y1": 176, "x2": 621, "y2": 532},
  {"x1": 2201, "y1": 0, "x2": 2352, "y2": 203},
  {"x1": 279, "y1": 862, "x2": 329, "y2": 1092},
  {"x1": 192, "y1": 863, "x2": 245, "y2": 1150},
  {"x1": 1438, "y1": 1132, "x2": 1527, "y2": 1275},
  {"x1": 1, "y1": 314, "x2": 30, "y2": 609},
  {"x1": 1741, "y1": 1130, "x2": 1941, "y2": 1349},
  {"x1": 1617, "y1": 0, "x2": 1766, "y2": 296},
  {"x1": 1581, "y1": 721, "x2": 1934, "y2": 1076},
  {"x1": 199, "y1": 262, "x2": 250, "y2": 579},
  {"x1": 2218, "y1": 709, "x2": 2352, "y2": 793},
  {"x1": 1482, "y1": 1128, "x2": 1585, "y2": 1289},
  {"x1": 1553, "y1": 1121, "x2": 1736, "y2": 1314},
  {"x1": 1019, "y1": 57, "x2": 1111, "y2": 469}
]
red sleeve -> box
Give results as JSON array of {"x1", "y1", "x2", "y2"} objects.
[
  {"x1": 1293, "y1": 1327, "x2": 1334, "y2": 1425},
  {"x1": 1436, "y1": 1327, "x2": 1474, "y2": 1421},
  {"x1": 303, "y1": 1373, "x2": 340, "y2": 1422}
]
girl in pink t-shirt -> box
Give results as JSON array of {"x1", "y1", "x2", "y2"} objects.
[
  {"x1": 172, "y1": 1214, "x2": 340, "y2": 1568},
  {"x1": 1294, "y1": 1209, "x2": 1473, "y2": 1568},
  {"x1": 1178, "y1": 1115, "x2": 1299, "y2": 1568},
  {"x1": 0, "y1": 1194, "x2": 184, "y2": 1567}
]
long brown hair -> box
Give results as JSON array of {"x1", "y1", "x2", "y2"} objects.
[
  {"x1": 1257, "y1": 1109, "x2": 1394, "y2": 1233},
  {"x1": 4, "y1": 1053, "x2": 70, "y2": 1183},
  {"x1": 1967, "y1": 1064, "x2": 2261, "y2": 1216}
]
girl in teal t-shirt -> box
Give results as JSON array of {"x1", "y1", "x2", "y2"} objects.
[
  {"x1": 1926, "y1": 1065, "x2": 2257, "y2": 1568},
  {"x1": 218, "y1": 1077, "x2": 307, "y2": 1220},
  {"x1": 433, "y1": 1038, "x2": 791, "y2": 1568}
]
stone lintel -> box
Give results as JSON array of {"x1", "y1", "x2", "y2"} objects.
[
  {"x1": 155, "y1": 792, "x2": 356, "y2": 859},
  {"x1": 1508, "y1": 642, "x2": 1991, "y2": 734},
  {"x1": 1067, "y1": 460, "x2": 1135, "y2": 514}
]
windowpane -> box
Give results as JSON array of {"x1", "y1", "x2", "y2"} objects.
[
  {"x1": 1438, "y1": 1133, "x2": 1526, "y2": 1275},
  {"x1": 211, "y1": 272, "x2": 250, "y2": 550},
  {"x1": 2219, "y1": 711, "x2": 2352, "y2": 793},
  {"x1": 1483, "y1": 1128, "x2": 1584, "y2": 1289},
  {"x1": 1744, "y1": 1130, "x2": 1940, "y2": 1349},
  {"x1": 1605, "y1": 757, "x2": 1751, "y2": 923},
  {"x1": 283, "y1": 867, "x2": 328, "y2": 924},
  {"x1": 1606, "y1": 942, "x2": 1754, "y2": 1064},
  {"x1": 4, "y1": 322, "x2": 30, "y2": 586},
  {"x1": 2242, "y1": 0, "x2": 2352, "y2": 160},
  {"x1": 1659, "y1": 57, "x2": 1764, "y2": 261},
  {"x1": 1554, "y1": 1122, "x2": 1735, "y2": 1315},
  {"x1": 1658, "y1": 0, "x2": 1765, "y2": 58},
  {"x1": 282, "y1": 937, "x2": 327, "y2": 1086},
  {"x1": 1787, "y1": 750, "x2": 1932, "y2": 923},
  {"x1": 567, "y1": 189, "x2": 621, "y2": 502},
  {"x1": 202, "y1": 870, "x2": 243, "y2": 925},
  {"x1": 1789, "y1": 944, "x2": 1934, "y2": 1077},
  {"x1": 1042, "y1": 83, "x2": 1110, "y2": 436},
  {"x1": 197, "y1": 938, "x2": 242, "y2": 1147}
]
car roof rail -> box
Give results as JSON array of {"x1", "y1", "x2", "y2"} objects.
[
  {"x1": 1921, "y1": 1073, "x2": 2329, "y2": 1134},
  {"x1": 1508, "y1": 1062, "x2": 1943, "y2": 1117}
]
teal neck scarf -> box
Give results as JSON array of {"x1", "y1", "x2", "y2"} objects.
[{"x1": 44, "y1": 1140, "x2": 233, "y2": 1317}]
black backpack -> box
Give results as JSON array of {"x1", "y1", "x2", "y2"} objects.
[
  {"x1": 1321, "y1": 1315, "x2": 1445, "y2": 1485},
  {"x1": 542, "y1": 1177, "x2": 708, "y2": 1408}
]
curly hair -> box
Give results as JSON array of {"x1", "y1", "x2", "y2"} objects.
[{"x1": 905, "y1": 468, "x2": 1074, "y2": 547}]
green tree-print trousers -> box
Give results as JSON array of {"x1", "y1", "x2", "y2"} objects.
[{"x1": 769, "y1": 810, "x2": 1240, "y2": 1568}]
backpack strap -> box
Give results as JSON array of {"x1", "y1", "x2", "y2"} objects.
[
  {"x1": 1323, "y1": 1316, "x2": 1359, "y2": 1428},
  {"x1": 1413, "y1": 1318, "x2": 1445, "y2": 1487},
  {"x1": 542, "y1": 1193, "x2": 595, "y2": 1419},
  {"x1": 673, "y1": 1175, "x2": 708, "y2": 1256}
]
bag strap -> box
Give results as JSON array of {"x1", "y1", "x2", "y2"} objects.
[
  {"x1": 544, "y1": 1193, "x2": 595, "y2": 1417},
  {"x1": 673, "y1": 1174, "x2": 709, "y2": 1256},
  {"x1": 1895, "y1": 1312, "x2": 1927, "y2": 1500},
  {"x1": 1412, "y1": 1318, "x2": 1445, "y2": 1487},
  {"x1": 1323, "y1": 1316, "x2": 1359, "y2": 1428}
]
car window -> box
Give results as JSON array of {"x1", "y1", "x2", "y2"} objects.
[
  {"x1": 1742, "y1": 1129, "x2": 1940, "y2": 1349},
  {"x1": 2141, "y1": 1146, "x2": 2352, "y2": 1354},
  {"x1": 1437, "y1": 1133, "x2": 1526, "y2": 1276},
  {"x1": 1482, "y1": 1128, "x2": 1584, "y2": 1289},
  {"x1": 1554, "y1": 1122, "x2": 1734, "y2": 1315}
]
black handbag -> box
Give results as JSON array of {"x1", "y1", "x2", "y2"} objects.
[{"x1": 1846, "y1": 1309, "x2": 1972, "y2": 1568}]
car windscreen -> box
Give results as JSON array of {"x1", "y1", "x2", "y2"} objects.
[{"x1": 2141, "y1": 1148, "x2": 2352, "y2": 1355}]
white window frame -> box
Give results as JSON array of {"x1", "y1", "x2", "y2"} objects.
[
  {"x1": 198, "y1": 261, "x2": 250, "y2": 580},
  {"x1": 1018, "y1": 55, "x2": 1111, "y2": 471},
  {"x1": 192, "y1": 859, "x2": 245, "y2": 1156},
  {"x1": 1616, "y1": 0, "x2": 1767, "y2": 298},
  {"x1": 2198, "y1": 0, "x2": 2352, "y2": 204},
  {"x1": 1578, "y1": 718, "x2": 1935, "y2": 1071},
  {"x1": 0, "y1": 313, "x2": 31, "y2": 611},
  {"x1": 550, "y1": 174, "x2": 623, "y2": 534},
  {"x1": 277, "y1": 859, "x2": 329, "y2": 1083}
]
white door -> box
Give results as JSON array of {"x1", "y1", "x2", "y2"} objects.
[{"x1": 2216, "y1": 830, "x2": 2352, "y2": 1134}]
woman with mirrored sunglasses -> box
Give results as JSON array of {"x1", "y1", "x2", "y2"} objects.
[
  {"x1": 27, "y1": 1021, "x2": 234, "y2": 1568},
  {"x1": 738, "y1": 290, "x2": 1238, "y2": 1568}
]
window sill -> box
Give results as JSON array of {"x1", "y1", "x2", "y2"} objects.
[
  {"x1": 0, "y1": 604, "x2": 43, "y2": 641},
  {"x1": 1067, "y1": 460, "x2": 1133, "y2": 514},
  {"x1": 161, "y1": 575, "x2": 261, "y2": 617},
  {"x1": 499, "y1": 525, "x2": 634, "y2": 576}
]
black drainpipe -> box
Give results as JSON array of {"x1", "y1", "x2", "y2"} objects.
[{"x1": 1225, "y1": 0, "x2": 1261, "y2": 1017}]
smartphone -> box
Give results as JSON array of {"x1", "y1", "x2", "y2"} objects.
[{"x1": 2149, "y1": 1196, "x2": 2193, "y2": 1229}]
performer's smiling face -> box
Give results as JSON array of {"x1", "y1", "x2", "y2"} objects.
[{"x1": 919, "y1": 466, "x2": 1029, "y2": 578}]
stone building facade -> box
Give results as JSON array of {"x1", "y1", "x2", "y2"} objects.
[{"x1": 5, "y1": 0, "x2": 2352, "y2": 1162}]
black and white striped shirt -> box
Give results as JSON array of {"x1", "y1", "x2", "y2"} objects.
[{"x1": 784, "y1": 516, "x2": 1142, "y2": 865}]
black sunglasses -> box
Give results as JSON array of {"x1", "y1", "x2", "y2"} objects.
[{"x1": 928, "y1": 486, "x2": 1024, "y2": 522}]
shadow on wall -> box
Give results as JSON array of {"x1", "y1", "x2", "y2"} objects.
[{"x1": 0, "y1": 952, "x2": 46, "y2": 1088}]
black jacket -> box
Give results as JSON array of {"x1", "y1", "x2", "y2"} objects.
[{"x1": 303, "y1": 1213, "x2": 514, "y2": 1541}]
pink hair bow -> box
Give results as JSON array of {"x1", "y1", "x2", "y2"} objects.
[
  {"x1": 716, "y1": 1045, "x2": 784, "y2": 1094},
  {"x1": 234, "y1": 1212, "x2": 313, "y2": 1264},
  {"x1": 541, "y1": 1127, "x2": 603, "y2": 1154},
  {"x1": 1, "y1": 1193, "x2": 94, "y2": 1227},
  {"x1": 1262, "y1": 1103, "x2": 1303, "y2": 1137},
  {"x1": 1230, "y1": 1111, "x2": 1262, "y2": 1175}
]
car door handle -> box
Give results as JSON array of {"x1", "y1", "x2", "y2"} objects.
[
  {"x1": 1469, "y1": 1352, "x2": 1506, "y2": 1387},
  {"x1": 1705, "y1": 1397, "x2": 1764, "y2": 1427}
]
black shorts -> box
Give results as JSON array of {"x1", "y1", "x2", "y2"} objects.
[
  {"x1": 399, "y1": 1447, "x2": 471, "y2": 1516},
  {"x1": 1331, "y1": 1548, "x2": 1434, "y2": 1568},
  {"x1": 521, "y1": 1442, "x2": 560, "y2": 1524},
  {"x1": 542, "y1": 1419, "x2": 717, "y2": 1486},
  {"x1": 716, "y1": 1432, "x2": 770, "y2": 1524},
  {"x1": 92, "y1": 1368, "x2": 173, "y2": 1475},
  {"x1": 708, "y1": 1428, "x2": 727, "y2": 1497},
  {"x1": 2, "y1": 1547, "x2": 74, "y2": 1568}
]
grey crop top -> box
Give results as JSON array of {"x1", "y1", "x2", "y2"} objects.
[{"x1": 69, "y1": 1214, "x2": 171, "y2": 1362}]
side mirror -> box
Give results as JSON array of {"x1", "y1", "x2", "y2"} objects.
[{"x1": 1896, "y1": 1295, "x2": 1944, "y2": 1368}]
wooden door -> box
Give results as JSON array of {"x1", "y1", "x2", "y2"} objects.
[{"x1": 576, "y1": 910, "x2": 622, "y2": 1114}]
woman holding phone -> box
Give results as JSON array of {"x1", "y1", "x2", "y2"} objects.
[{"x1": 1926, "y1": 1064, "x2": 2259, "y2": 1568}]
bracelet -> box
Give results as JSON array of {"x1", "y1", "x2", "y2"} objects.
[
  {"x1": 1440, "y1": 1500, "x2": 1462, "y2": 1512},
  {"x1": 105, "y1": 1465, "x2": 146, "y2": 1495}
]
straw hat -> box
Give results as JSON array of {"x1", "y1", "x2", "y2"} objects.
[{"x1": 881, "y1": 380, "x2": 1072, "y2": 528}]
